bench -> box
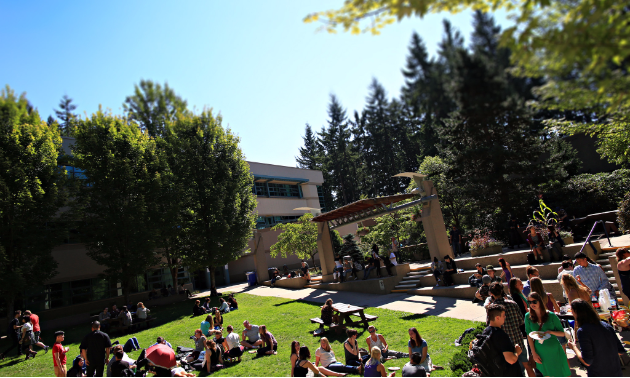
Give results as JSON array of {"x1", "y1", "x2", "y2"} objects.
[
  {"x1": 133, "y1": 317, "x2": 157, "y2": 329},
  {"x1": 310, "y1": 317, "x2": 343, "y2": 335},
  {"x1": 352, "y1": 313, "x2": 378, "y2": 321}
]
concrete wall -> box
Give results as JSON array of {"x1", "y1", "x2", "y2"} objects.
[{"x1": 313, "y1": 264, "x2": 411, "y2": 295}]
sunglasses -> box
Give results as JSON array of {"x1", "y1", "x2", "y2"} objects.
[
  {"x1": 368, "y1": 329, "x2": 375, "y2": 333},
  {"x1": 529, "y1": 300, "x2": 538, "y2": 304}
]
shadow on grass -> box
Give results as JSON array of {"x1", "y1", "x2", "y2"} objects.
[{"x1": 400, "y1": 313, "x2": 429, "y2": 321}]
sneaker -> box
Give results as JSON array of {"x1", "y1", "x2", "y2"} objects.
[{"x1": 44, "y1": 345, "x2": 49, "y2": 354}]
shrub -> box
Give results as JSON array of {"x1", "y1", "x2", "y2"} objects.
[
  {"x1": 448, "y1": 324, "x2": 485, "y2": 375},
  {"x1": 619, "y1": 192, "x2": 630, "y2": 234},
  {"x1": 544, "y1": 169, "x2": 630, "y2": 218}
]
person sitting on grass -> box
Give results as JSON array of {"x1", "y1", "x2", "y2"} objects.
[
  {"x1": 407, "y1": 327, "x2": 431, "y2": 372},
  {"x1": 227, "y1": 294, "x2": 238, "y2": 311},
  {"x1": 315, "y1": 337, "x2": 359, "y2": 376},
  {"x1": 202, "y1": 338, "x2": 223, "y2": 373},
  {"x1": 67, "y1": 355, "x2": 87, "y2": 377},
  {"x1": 294, "y1": 346, "x2": 326, "y2": 377},
  {"x1": 201, "y1": 315, "x2": 215, "y2": 337},
  {"x1": 185, "y1": 329, "x2": 206, "y2": 364},
  {"x1": 241, "y1": 320, "x2": 262, "y2": 349},
  {"x1": 218, "y1": 298, "x2": 230, "y2": 314},
  {"x1": 364, "y1": 347, "x2": 396, "y2": 377},
  {"x1": 290, "y1": 341, "x2": 301, "y2": 377},
  {"x1": 202, "y1": 297, "x2": 212, "y2": 313},
  {"x1": 473, "y1": 275, "x2": 492, "y2": 304},
  {"x1": 193, "y1": 300, "x2": 206, "y2": 316},
  {"x1": 344, "y1": 328, "x2": 368, "y2": 369},
  {"x1": 213, "y1": 308, "x2": 223, "y2": 329},
  {"x1": 149, "y1": 336, "x2": 173, "y2": 349},
  {"x1": 402, "y1": 352, "x2": 427, "y2": 377},
  {"x1": 482, "y1": 304, "x2": 522, "y2": 377},
  {"x1": 366, "y1": 325, "x2": 408, "y2": 360},
  {"x1": 225, "y1": 325, "x2": 244, "y2": 362},
  {"x1": 256, "y1": 325, "x2": 278, "y2": 356},
  {"x1": 110, "y1": 349, "x2": 135, "y2": 377}
]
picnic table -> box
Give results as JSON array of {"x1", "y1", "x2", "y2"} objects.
[{"x1": 310, "y1": 302, "x2": 378, "y2": 335}]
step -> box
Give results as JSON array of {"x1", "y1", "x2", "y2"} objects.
[
  {"x1": 597, "y1": 260, "x2": 609, "y2": 265},
  {"x1": 402, "y1": 276, "x2": 422, "y2": 281},
  {"x1": 391, "y1": 289, "x2": 409, "y2": 293},
  {"x1": 410, "y1": 267, "x2": 431, "y2": 272},
  {"x1": 602, "y1": 264, "x2": 612, "y2": 270},
  {"x1": 407, "y1": 271, "x2": 429, "y2": 276},
  {"x1": 600, "y1": 252, "x2": 615, "y2": 258},
  {"x1": 395, "y1": 283, "x2": 419, "y2": 289},
  {"x1": 410, "y1": 279, "x2": 564, "y2": 301}
]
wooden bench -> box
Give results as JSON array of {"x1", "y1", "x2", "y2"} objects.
[
  {"x1": 352, "y1": 313, "x2": 378, "y2": 321},
  {"x1": 310, "y1": 317, "x2": 343, "y2": 336}
]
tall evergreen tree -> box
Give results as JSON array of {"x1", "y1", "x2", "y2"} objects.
[
  {"x1": 296, "y1": 124, "x2": 319, "y2": 170},
  {"x1": 54, "y1": 95, "x2": 77, "y2": 136}
]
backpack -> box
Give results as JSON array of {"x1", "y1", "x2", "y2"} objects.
[
  {"x1": 454, "y1": 327, "x2": 476, "y2": 347},
  {"x1": 467, "y1": 329, "x2": 506, "y2": 377}
]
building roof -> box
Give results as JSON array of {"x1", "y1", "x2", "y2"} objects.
[{"x1": 311, "y1": 193, "x2": 417, "y2": 223}]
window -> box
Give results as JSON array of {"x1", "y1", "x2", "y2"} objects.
[
  {"x1": 317, "y1": 185, "x2": 326, "y2": 212},
  {"x1": 254, "y1": 182, "x2": 267, "y2": 196},
  {"x1": 255, "y1": 215, "x2": 300, "y2": 229},
  {"x1": 267, "y1": 183, "x2": 300, "y2": 198}
]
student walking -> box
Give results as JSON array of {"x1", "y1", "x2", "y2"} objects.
[{"x1": 0, "y1": 310, "x2": 23, "y2": 359}]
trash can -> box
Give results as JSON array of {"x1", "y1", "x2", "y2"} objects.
[{"x1": 246, "y1": 271, "x2": 257, "y2": 286}]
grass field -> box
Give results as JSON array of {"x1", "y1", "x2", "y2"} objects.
[{"x1": 0, "y1": 293, "x2": 481, "y2": 377}]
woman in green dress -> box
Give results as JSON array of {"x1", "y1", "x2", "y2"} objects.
[{"x1": 525, "y1": 292, "x2": 571, "y2": 377}]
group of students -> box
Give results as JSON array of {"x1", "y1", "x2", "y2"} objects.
[
  {"x1": 290, "y1": 327, "x2": 431, "y2": 377},
  {"x1": 97, "y1": 302, "x2": 151, "y2": 333},
  {"x1": 333, "y1": 245, "x2": 398, "y2": 283},
  {"x1": 477, "y1": 249, "x2": 628, "y2": 376},
  {"x1": 192, "y1": 294, "x2": 237, "y2": 316},
  {"x1": 0, "y1": 310, "x2": 50, "y2": 361}
]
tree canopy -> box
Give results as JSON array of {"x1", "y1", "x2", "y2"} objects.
[{"x1": 0, "y1": 86, "x2": 65, "y2": 318}]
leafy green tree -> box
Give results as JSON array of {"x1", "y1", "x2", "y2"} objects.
[
  {"x1": 0, "y1": 86, "x2": 65, "y2": 318},
  {"x1": 166, "y1": 111, "x2": 257, "y2": 295},
  {"x1": 306, "y1": 0, "x2": 629, "y2": 165},
  {"x1": 71, "y1": 110, "x2": 161, "y2": 303},
  {"x1": 124, "y1": 80, "x2": 189, "y2": 137},
  {"x1": 270, "y1": 213, "x2": 319, "y2": 267},
  {"x1": 54, "y1": 95, "x2": 78, "y2": 136}
]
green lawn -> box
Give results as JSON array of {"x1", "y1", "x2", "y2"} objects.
[{"x1": 0, "y1": 293, "x2": 481, "y2": 377}]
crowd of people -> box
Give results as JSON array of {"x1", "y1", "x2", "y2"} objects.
[{"x1": 473, "y1": 247, "x2": 630, "y2": 377}]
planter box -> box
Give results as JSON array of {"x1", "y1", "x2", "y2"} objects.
[
  {"x1": 562, "y1": 237, "x2": 574, "y2": 245},
  {"x1": 470, "y1": 245, "x2": 503, "y2": 257},
  {"x1": 357, "y1": 230, "x2": 369, "y2": 236}
]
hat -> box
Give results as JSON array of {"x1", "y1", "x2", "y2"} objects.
[
  {"x1": 54, "y1": 330, "x2": 64, "y2": 338},
  {"x1": 482, "y1": 275, "x2": 492, "y2": 284},
  {"x1": 486, "y1": 265, "x2": 495, "y2": 271}
]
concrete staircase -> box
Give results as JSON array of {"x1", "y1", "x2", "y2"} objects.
[
  {"x1": 391, "y1": 267, "x2": 432, "y2": 293},
  {"x1": 597, "y1": 251, "x2": 624, "y2": 304},
  {"x1": 304, "y1": 276, "x2": 322, "y2": 289}
]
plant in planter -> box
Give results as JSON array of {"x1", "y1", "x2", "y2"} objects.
[
  {"x1": 468, "y1": 229, "x2": 504, "y2": 256},
  {"x1": 559, "y1": 230, "x2": 574, "y2": 244},
  {"x1": 357, "y1": 226, "x2": 369, "y2": 236}
]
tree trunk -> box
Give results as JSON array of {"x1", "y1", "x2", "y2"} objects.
[
  {"x1": 209, "y1": 266, "x2": 218, "y2": 296},
  {"x1": 170, "y1": 265, "x2": 178, "y2": 290}
]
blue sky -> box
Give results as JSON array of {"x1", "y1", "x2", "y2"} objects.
[{"x1": 0, "y1": 1, "x2": 509, "y2": 166}]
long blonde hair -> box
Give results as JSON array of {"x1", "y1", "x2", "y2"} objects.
[
  {"x1": 205, "y1": 314, "x2": 214, "y2": 329},
  {"x1": 319, "y1": 337, "x2": 331, "y2": 352},
  {"x1": 367, "y1": 346, "x2": 381, "y2": 366},
  {"x1": 561, "y1": 274, "x2": 590, "y2": 299}
]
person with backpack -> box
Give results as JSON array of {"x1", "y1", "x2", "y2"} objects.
[
  {"x1": 525, "y1": 292, "x2": 570, "y2": 377},
  {"x1": 481, "y1": 304, "x2": 522, "y2": 377}
]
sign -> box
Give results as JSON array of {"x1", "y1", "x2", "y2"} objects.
[{"x1": 379, "y1": 280, "x2": 385, "y2": 290}]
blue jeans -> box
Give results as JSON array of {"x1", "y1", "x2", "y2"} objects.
[
  {"x1": 326, "y1": 362, "x2": 360, "y2": 374},
  {"x1": 123, "y1": 337, "x2": 139, "y2": 353},
  {"x1": 517, "y1": 344, "x2": 528, "y2": 376},
  {"x1": 363, "y1": 266, "x2": 375, "y2": 279}
]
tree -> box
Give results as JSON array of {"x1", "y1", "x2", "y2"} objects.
[
  {"x1": 54, "y1": 95, "x2": 78, "y2": 136},
  {"x1": 338, "y1": 233, "x2": 363, "y2": 263},
  {"x1": 0, "y1": 86, "x2": 65, "y2": 318},
  {"x1": 166, "y1": 111, "x2": 257, "y2": 295},
  {"x1": 270, "y1": 213, "x2": 319, "y2": 267},
  {"x1": 71, "y1": 110, "x2": 161, "y2": 304},
  {"x1": 305, "y1": 0, "x2": 630, "y2": 164},
  {"x1": 296, "y1": 124, "x2": 320, "y2": 170},
  {"x1": 124, "y1": 80, "x2": 188, "y2": 137}
]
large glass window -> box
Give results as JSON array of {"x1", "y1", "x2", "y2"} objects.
[
  {"x1": 267, "y1": 183, "x2": 300, "y2": 197},
  {"x1": 317, "y1": 185, "x2": 326, "y2": 212},
  {"x1": 254, "y1": 182, "x2": 267, "y2": 196},
  {"x1": 255, "y1": 215, "x2": 300, "y2": 229}
]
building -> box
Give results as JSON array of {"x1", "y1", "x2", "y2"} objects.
[{"x1": 1, "y1": 137, "x2": 352, "y2": 326}]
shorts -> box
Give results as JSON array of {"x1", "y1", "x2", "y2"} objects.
[
  {"x1": 34, "y1": 331, "x2": 41, "y2": 342},
  {"x1": 228, "y1": 346, "x2": 244, "y2": 358}
]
